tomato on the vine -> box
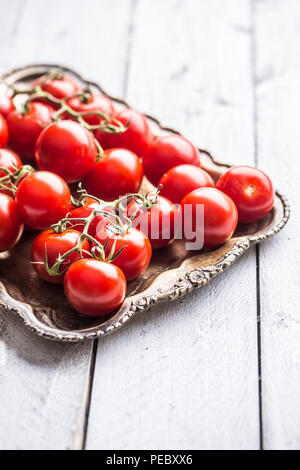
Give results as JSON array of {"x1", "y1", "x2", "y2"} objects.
[
  {"x1": 0, "y1": 148, "x2": 22, "y2": 177},
  {"x1": 7, "y1": 102, "x2": 54, "y2": 160},
  {"x1": 0, "y1": 193, "x2": 24, "y2": 253},
  {"x1": 143, "y1": 134, "x2": 201, "y2": 186},
  {"x1": 0, "y1": 96, "x2": 14, "y2": 119},
  {"x1": 85, "y1": 148, "x2": 143, "y2": 201},
  {"x1": 127, "y1": 195, "x2": 179, "y2": 250},
  {"x1": 15, "y1": 171, "x2": 71, "y2": 230},
  {"x1": 33, "y1": 74, "x2": 81, "y2": 100},
  {"x1": 0, "y1": 149, "x2": 22, "y2": 196},
  {"x1": 159, "y1": 164, "x2": 215, "y2": 204},
  {"x1": 95, "y1": 108, "x2": 153, "y2": 159},
  {"x1": 0, "y1": 114, "x2": 9, "y2": 148},
  {"x1": 66, "y1": 93, "x2": 115, "y2": 125},
  {"x1": 35, "y1": 120, "x2": 97, "y2": 183},
  {"x1": 64, "y1": 258, "x2": 127, "y2": 317},
  {"x1": 216, "y1": 165, "x2": 275, "y2": 223},
  {"x1": 31, "y1": 229, "x2": 90, "y2": 284},
  {"x1": 68, "y1": 198, "x2": 114, "y2": 236},
  {"x1": 180, "y1": 187, "x2": 238, "y2": 249},
  {"x1": 94, "y1": 226, "x2": 152, "y2": 281}
]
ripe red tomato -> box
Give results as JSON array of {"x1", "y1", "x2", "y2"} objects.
[
  {"x1": 95, "y1": 108, "x2": 153, "y2": 158},
  {"x1": 0, "y1": 114, "x2": 9, "y2": 148},
  {"x1": 94, "y1": 227, "x2": 152, "y2": 281},
  {"x1": 31, "y1": 229, "x2": 90, "y2": 284},
  {"x1": 143, "y1": 135, "x2": 201, "y2": 186},
  {"x1": 64, "y1": 258, "x2": 127, "y2": 317},
  {"x1": 0, "y1": 95, "x2": 14, "y2": 119},
  {"x1": 85, "y1": 148, "x2": 143, "y2": 201},
  {"x1": 0, "y1": 148, "x2": 22, "y2": 196},
  {"x1": 15, "y1": 171, "x2": 71, "y2": 229},
  {"x1": 127, "y1": 196, "x2": 179, "y2": 250},
  {"x1": 159, "y1": 164, "x2": 215, "y2": 204},
  {"x1": 216, "y1": 165, "x2": 275, "y2": 223},
  {"x1": 68, "y1": 198, "x2": 114, "y2": 236},
  {"x1": 7, "y1": 102, "x2": 53, "y2": 160},
  {"x1": 33, "y1": 74, "x2": 80, "y2": 100},
  {"x1": 66, "y1": 93, "x2": 115, "y2": 125},
  {"x1": 0, "y1": 148, "x2": 22, "y2": 177},
  {"x1": 180, "y1": 187, "x2": 238, "y2": 249},
  {"x1": 0, "y1": 193, "x2": 24, "y2": 252},
  {"x1": 35, "y1": 120, "x2": 97, "y2": 182}
]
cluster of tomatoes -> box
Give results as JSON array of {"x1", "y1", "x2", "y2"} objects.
[{"x1": 0, "y1": 71, "x2": 275, "y2": 318}]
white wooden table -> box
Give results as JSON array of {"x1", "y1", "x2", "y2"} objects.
[{"x1": 0, "y1": 0, "x2": 299, "y2": 450}]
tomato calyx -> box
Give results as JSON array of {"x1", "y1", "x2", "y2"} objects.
[
  {"x1": 0, "y1": 164, "x2": 35, "y2": 196},
  {"x1": 127, "y1": 185, "x2": 162, "y2": 212}
]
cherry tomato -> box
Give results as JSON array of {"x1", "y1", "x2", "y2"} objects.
[
  {"x1": 94, "y1": 227, "x2": 152, "y2": 281},
  {"x1": 66, "y1": 93, "x2": 115, "y2": 125},
  {"x1": 33, "y1": 74, "x2": 80, "y2": 100},
  {"x1": 127, "y1": 196, "x2": 179, "y2": 250},
  {"x1": 0, "y1": 114, "x2": 9, "y2": 148},
  {"x1": 15, "y1": 171, "x2": 71, "y2": 230},
  {"x1": 85, "y1": 148, "x2": 143, "y2": 202},
  {"x1": 159, "y1": 164, "x2": 215, "y2": 204},
  {"x1": 31, "y1": 229, "x2": 90, "y2": 284},
  {"x1": 35, "y1": 120, "x2": 97, "y2": 183},
  {"x1": 143, "y1": 134, "x2": 201, "y2": 187},
  {"x1": 7, "y1": 102, "x2": 54, "y2": 160},
  {"x1": 68, "y1": 198, "x2": 114, "y2": 236},
  {"x1": 0, "y1": 148, "x2": 22, "y2": 177},
  {"x1": 216, "y1": 165, "x2": 275, "y2": 223},
  {"x1": 0, "y1": 148, "x2": 22, "y2": 196},
  {"x1": 95, "y1": 108, "x2": 153, "y2": 158},
  {"x1": 0, "y1": 193, "x2": 24, "y2": 252},
  {"x1": 180, "y1": 187, "x2": 238, "y2": 249},
  {"x1": 0, "y1": 95, "x2": 14, "y2": 119},
  {"x1": 64, "y1": 258, "x2": 127, "y2": 317}
]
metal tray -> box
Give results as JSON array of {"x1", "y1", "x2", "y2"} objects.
[{"x1": 0, "y1": 64, "x2": 290, "y2": 342}]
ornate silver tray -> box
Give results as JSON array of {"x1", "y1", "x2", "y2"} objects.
[{"x1": 0, "y1": 64, "x2": 290, "y2": 342}]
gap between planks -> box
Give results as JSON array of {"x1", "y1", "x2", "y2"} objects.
[{"x1": 251, "y1": 0, "x2": 264, "y2": 450}]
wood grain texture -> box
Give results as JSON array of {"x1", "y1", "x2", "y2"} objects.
[
  {"x1": 0, "y1": 0, "x2": 133, "y2": 450},
  {"x1": 254, "y1": 0, "x2": 300, "y2": 450},
  {"x1": 86, "y1": 0, "x2": 260, "y2": 450}
]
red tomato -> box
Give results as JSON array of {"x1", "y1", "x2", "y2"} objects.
[
  {"x1": 7, "y1": 102, "x2": 53, "y2": 160},
  {"x1": 0, "y1": 148, "x2": 22, "y2": 177},
  {"x1": 33, "y1": 74, "x2": 80, "y2": 100},
  {"x1": 0, "y1": 148, "x2": 22, "y2": 196},
  {"x1": 94, "y1": 227, "x2": 152, "y2": 281},
  {"x1": 31, "y1": 229, "x2": 90, "y2": 284},
  {"x1": 66, "y1": 93, "x2": 115, "y2": 125},
  {"x1": 0, "y1": 96, "x2": 14, "y2": 119},
  {"x1": 216, "y1": 165, "x2": 275, "y2": 223},
  {"x1": 0, "y1": 114, "x2": 9, "y2": 148},
  {"x1": 143, "y1": 135, "x2": 201, "y2": 186},
  {"x1": 180, "y1": 187, "x2": 238, "y2": 249},
  {"x1": 64, "y1": 258, "x2": 127, "y2": 317},
  {"x1": 85, "y1": 148, "x2": 143, "y2": 202},
  {"x1": 159, "y1": 164, "x2": 215, "y2": 204},
  {"x1": 15, "y1": 171, "x2": 71, "y2": 230},
  {"x1": 0, "y1": 193, "x2": 24, "y2": 252},
  {"x1": 35, "y1": 120, "x2": 97, "y2": 183},
  {"x1": 68, "y1": 198, "x2": 114, "y2": 236},
  {"x1": 127, "y1": 196, "x2": 179, "y2": 250},
  {"x1": 95, "y1": 108, "x2": 153, "y2": 158}
]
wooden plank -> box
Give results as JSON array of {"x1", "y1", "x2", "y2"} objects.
[
  {"x1": 254, "y1": 0, "x2": 300, "y2": 450},
  {"x1": 86, "y1": 0, "x2": 260, "y2": 450},
  {"x1": 0, "y1": 0, "x2": 133, "y2": 450}
]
